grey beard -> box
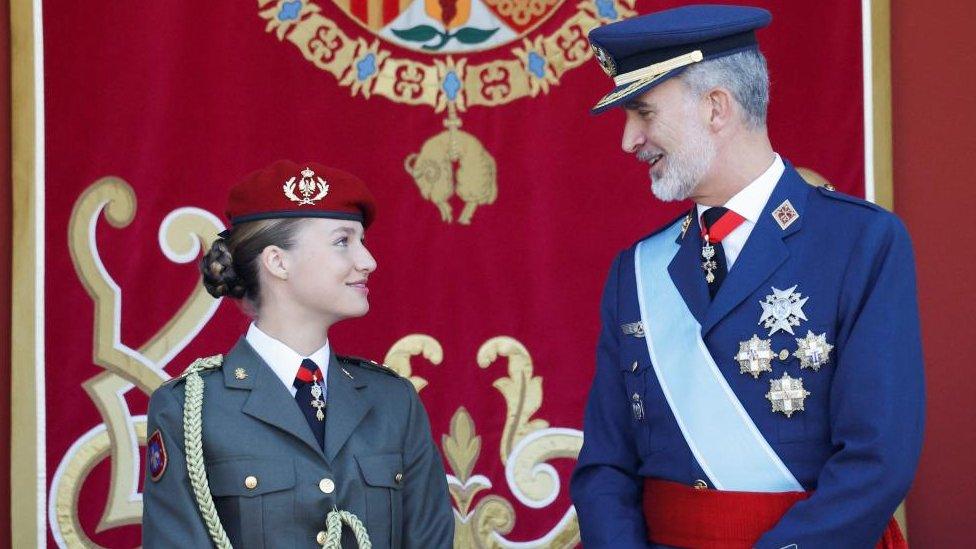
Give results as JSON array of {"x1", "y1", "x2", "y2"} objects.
[{"x1": 649, "y1": 131, "x2": 715, "y2": 202}]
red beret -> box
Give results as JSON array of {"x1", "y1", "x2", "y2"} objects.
[{"x1": 224, "y1": 160, "x2": 376, "y2": 229}]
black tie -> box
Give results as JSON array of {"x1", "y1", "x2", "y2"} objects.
[
  {"x1": 293, "y1": 358, "x2": 326, "y2": 449},
  {"x1": 701, "y1": 207, "x2": 730, "y2": 299}
]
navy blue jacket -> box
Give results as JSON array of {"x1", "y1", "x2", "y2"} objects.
[{"x1": 571, "y1": 164, "x2": 924, "y2": 548}]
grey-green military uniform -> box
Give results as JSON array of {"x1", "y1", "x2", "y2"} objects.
[{"x1": 143, "y1": 339, "x2": 454, "y2": 548}]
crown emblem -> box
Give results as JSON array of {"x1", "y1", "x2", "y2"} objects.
[{"x1": 283, "y1": 166, "x2": 330, "y2": 206}]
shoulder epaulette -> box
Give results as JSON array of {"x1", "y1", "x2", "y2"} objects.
[
  {"x1": 338, "y1": 354, "x2": 401, "y2": 378},
  {"x1": 815, "y1": 185, "x2": 885, "y2": 212}
]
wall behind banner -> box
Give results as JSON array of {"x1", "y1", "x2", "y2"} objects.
[{"x1": 893, "y1": 1, "x2": 976, "y2": 547}]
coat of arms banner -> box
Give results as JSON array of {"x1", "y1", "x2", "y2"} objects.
[{"x1": 10, "y1": 0, "x2": 886, "y2": 546}]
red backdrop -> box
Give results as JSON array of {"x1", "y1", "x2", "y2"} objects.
[
  {"x1": 29, "y1": 1, "x2": 873, "y2": 546},
  {"x1": 894, "y1": 2, "x2": 976, "y2": 546}
]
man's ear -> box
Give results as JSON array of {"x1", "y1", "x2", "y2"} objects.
[{"x1": 705, "y1": 87, "x2": 735, "y2": 130}]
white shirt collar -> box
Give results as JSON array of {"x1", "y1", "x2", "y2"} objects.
[
  {"x1": 697, "y1": 153, "x2": 784, "y2": 224},
  {"x1": 245, "y1": 322, "x2": 330, "y2": 392}
]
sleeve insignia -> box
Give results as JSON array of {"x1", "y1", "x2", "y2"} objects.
[{"x1": 147, "y1": 429, "x2": 168, "y2": 482}]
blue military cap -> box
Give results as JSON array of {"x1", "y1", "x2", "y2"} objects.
[{"x1": 588, "y1": 4, "x2": 771, "y2": 114}]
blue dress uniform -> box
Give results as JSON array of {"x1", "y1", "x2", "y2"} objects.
[
  {"x1": 143, "y1": 340, "x2": 455, "y2": 548},
  {"x1": 571, "y1": 7, "x2": 923, "y2": 546},
  {"x1": 570, "y1": 165, "x2": 925, "y2": 548}
]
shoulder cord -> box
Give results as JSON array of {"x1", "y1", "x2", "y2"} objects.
[
  {"x1": 323, "y1": 508, "x2": 372, "y2": 549},
  {"x1": 182, "y1": 355, "x2": 233, "y2": 549},
  {"x1": 182, "y1": 354, "x2": 372, "y2": 549}
]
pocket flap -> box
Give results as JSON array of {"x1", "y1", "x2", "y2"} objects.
[
  {"x1": 355, "y1": 453, "x2": 404, "y2": 489},
  {"x1": 207, "y1": 457, "x2": 296, "y2": 497}
]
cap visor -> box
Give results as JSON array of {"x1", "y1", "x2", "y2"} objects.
[{"x1": 590, "y1": 68, "x2": 687, "y2": 115}]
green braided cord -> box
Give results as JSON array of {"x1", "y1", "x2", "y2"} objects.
[
  {"x1": 182, "y1": 355, "x2": 233, "y2": 549},
  {"x1": 322, "y1": 508, "x2": 372, "y2": 549}
]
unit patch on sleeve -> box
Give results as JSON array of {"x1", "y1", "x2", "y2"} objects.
[{"x1": 147, "y1": 429, "x2": 168, "y2": 482}]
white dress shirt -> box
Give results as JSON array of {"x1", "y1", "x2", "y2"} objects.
[
  {"x1": 245, "y1": 322, "x2": 330, "y2": 397},
  {"x1": 696, "y1": 153, "x2": 784, "y2": 269}
]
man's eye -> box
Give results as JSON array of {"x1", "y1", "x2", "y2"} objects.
[
  {"x1": 334, "y1": 237, "x2": 349, "y2": 247},
  {"x1": 639, "y1": 110, "x2": 653, "y2": 119}
]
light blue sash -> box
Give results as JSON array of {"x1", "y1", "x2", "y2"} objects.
[{"x1": 635, "y1": 222, "x2": 801, "y2": 492}]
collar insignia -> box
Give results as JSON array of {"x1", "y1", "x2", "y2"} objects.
[{"x1": 772, "y1": 199, "x2": 799, "y2": 230}]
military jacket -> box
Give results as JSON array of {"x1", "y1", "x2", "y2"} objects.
[
  {"x1": 570, "y1": 164, "x2": 925, "y2": 548},
  {"x1": 143, "y1": 339, "x2": 454, "y2": 548}
]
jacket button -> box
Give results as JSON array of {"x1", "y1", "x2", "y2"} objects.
[
  {"x1": 316, "y1": 530, "x2": 327, "y2": 545},
  {"x1": 244, "y1": 476, "x2": 258, "y2": 490},
  {"x1": 319, "y1": 478, "x2": 335, "y2": 494},
  {"x1": 693, "y1": 479, "x2": 708, "y2": 490},
  {"x1": 394, "y1": 472, "x2": 403, "y2": 484}
]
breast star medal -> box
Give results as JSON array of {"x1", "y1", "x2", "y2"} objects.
[
  {"x1": 759, "y1": 285, "x2": 809, "y2": 335},
  {"x1": 701, "y1": 240, "x2": 718, "y2": 284},
  {"x1": 765, "y1": 372, "x2": 810, "y2": 418},
  {"x1": 734, "y1": 335, "x2": 776, "y2": 379},
  {"x1": 794, "y1": 330, "x2": 834, "y2": 371},
  {"x1": 310, "y1": 373, "x2": 326, "y2": 421}
]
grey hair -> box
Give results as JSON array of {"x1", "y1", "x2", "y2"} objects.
[{"x1": 679, "y1": 49, "x2": 769, "y2": 129}]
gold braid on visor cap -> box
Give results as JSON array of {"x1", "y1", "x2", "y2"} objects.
[{"x1": 594, "y1": 50, "x2": 705, "y2": 110}]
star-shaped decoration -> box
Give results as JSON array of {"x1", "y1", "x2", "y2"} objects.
[
  {"x1": 794, "y1": 330, "x2": 834, "y2": 371},
  {"x1": 765, "y1": 372, "x2": 811, "y2": 418},
  {"x1": 734, "y1": 335, "x2": 775, "y2": 379},
  {"x1": 759, "y1": 285, "x2": 809, "y2": 336},
  {"x1": 234, "y1": 367, "x2": 247, "y2": 380}
]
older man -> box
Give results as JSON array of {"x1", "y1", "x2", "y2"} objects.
[{"x1": 570, "y1": 5, "x2": 923, "y2": 548}]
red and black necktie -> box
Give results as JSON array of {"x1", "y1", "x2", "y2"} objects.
[
  {"x1": 294, "y1": 358, "x2": 326, "y2": 449},
  {"x1": 700, "y1": 207, "x2": 745, "y2": 298}
]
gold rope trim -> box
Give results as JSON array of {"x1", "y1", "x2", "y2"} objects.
[{"x1": 612, "y1": 49, "x2": 703, "y2": 86}]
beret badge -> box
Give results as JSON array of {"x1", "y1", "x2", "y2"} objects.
[
  {"x1": 283, "y1": 166, "x2": 330, "y2": 206},
  {"x1": 591, "y1": 44, "x2": 617, "y2": 78}
]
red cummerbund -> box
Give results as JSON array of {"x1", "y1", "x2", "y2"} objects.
[{"x1": 642, "y1": 478, "x2": 907, "y2": 548}]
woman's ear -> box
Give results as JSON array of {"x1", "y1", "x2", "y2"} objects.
[{"x1": 260, "y1": 245, "x2": 289, "y2": 281}]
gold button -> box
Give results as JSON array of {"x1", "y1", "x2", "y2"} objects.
[
  {"x1": 693, "y1": 479, "x2": 708, "y2": 490},
  {"x1": 824, "y1": 183, "x2": 836, "y2": 191},
  {"x1": 316, "y1": 531, "x2": 327, "y2": 545},
  {"x1": 394, "y1": 472, "x2": 403, "y2": 484},
  {"x1": 319, "y1": 478, "x2": 335, "y2": 494},
  {"x1": 244, "y1": 476, "x2": 258, "y2": 490}
]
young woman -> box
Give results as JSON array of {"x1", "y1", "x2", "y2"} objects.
[{"x1": 142, "y1": 160, "x2": 454, "y2": 548}]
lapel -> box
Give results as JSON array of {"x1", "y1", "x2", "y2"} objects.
[
  {"x1": 668, "y1": 209, "x2": 710, "y2": 326},
  {"x1": 323, "y1": 352, "x2": 371, "y2": 464},
  {"x1": 699, "y1": 165, "x2": 811, "y2": 335},
  {"x1": 224, "y1": 339, "x2": 326, "y2": 459}
]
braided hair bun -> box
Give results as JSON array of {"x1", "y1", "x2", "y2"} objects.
[{"x1": 200, "y1": 238, "x2": 247, "y2": 299}]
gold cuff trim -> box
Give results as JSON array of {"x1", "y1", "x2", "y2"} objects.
[{"x1": 612, "y1": 50, "x2": 704, "y2": 87}]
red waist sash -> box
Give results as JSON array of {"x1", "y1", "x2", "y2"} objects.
[{"x1": 642, "y1": 479, "x2": 907, "y2": 548}]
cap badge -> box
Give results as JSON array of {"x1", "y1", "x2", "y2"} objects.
[
  {"x1": 592, "y1": 44, "x2": 617, "y2": 78},
  {"x1": 283, "y1": 166, "x2": 330, "y2": 206}
]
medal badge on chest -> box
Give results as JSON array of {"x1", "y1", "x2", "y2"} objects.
[
  {"x1": 734, "y1": 335, "x2": 778, "y2": 379},
  {"x1": 765, "y1": 372, "x2": 810, "y2": 418},
  {"x1": 759, "y1": 285, "x2": 809, "y2": 336},
  {"x1": 310, "y1": 373, "x2": 326, "y2": 421},
  {"x1": 794, "y1": 330, "x2": 834, "y2": 371},
  {"x1": 701, "y1": 240, "x2": 718, "y2": 284}
]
